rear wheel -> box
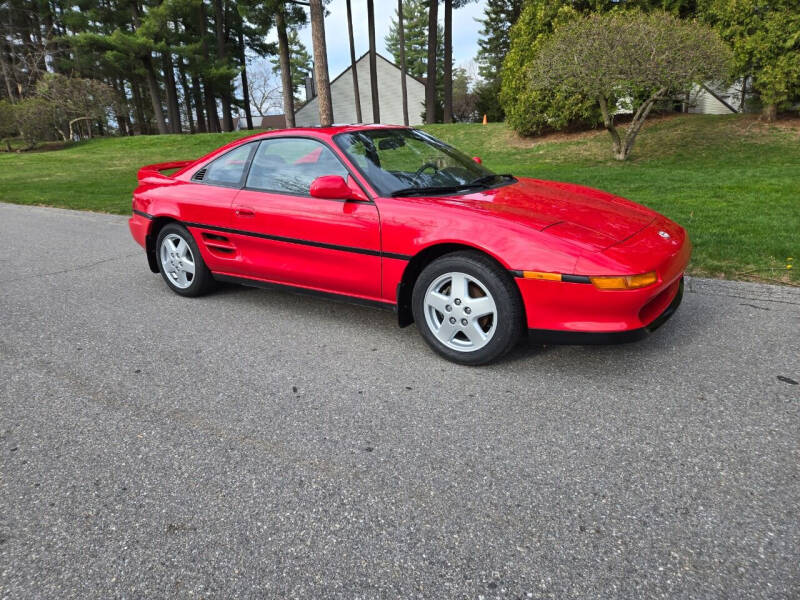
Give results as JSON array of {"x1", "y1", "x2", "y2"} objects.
[
  {"x1": 156, "y1": 223, "x2": 215, "y2": 297},
  {"x1": 411, "y1": 251, "x2": 524, "y2": 365}
]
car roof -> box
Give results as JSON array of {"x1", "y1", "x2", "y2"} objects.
[{"x1": 238, "y1": 123, "x2": 410, "y2": 144}]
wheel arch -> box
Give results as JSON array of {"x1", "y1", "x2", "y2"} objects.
[
  {"x1": 395, "y1": 242, "x2": 520, "y2": 328},
  {"x1": 145, "y1": 216, "x2": 181, "y2": 273}
]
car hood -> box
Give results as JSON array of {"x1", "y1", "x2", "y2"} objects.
[{"x1": 438, "y1": 177, "x2": 657, "y2": 251}]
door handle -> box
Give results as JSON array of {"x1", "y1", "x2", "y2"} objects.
[{"x1": 235, "y1": 207, "x2": 255, "y2": 217}]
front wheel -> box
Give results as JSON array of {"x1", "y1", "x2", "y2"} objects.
[
  {"x1": 156, "y1": 223, "x2": 215, "y2": 297},
  {"x1": 411, "y1": 251, "x2": 524, "y2": 365}
]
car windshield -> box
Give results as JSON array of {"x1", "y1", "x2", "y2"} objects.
[{"x1": 334, "y1": 128, "x2": 511, "y2": 197}]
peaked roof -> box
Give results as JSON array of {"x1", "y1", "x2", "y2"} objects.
[{"x1": 324, "y1": 50, "x2": 427, "y2": 91}]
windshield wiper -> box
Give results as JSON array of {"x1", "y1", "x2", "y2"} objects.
[
  {"x1": 389, "y1": 174, "x2": 515, "y2": 197},
  {"x1": 466, "y1": 173, "x2": 515, "y2": 188},
  {"x1": 390, "y1": 185, "x2": 468, "y2": 197}
]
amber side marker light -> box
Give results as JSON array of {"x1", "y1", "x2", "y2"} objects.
[
  {"x1": 590, "y1": 271, "x2": 658, "y2": 290},
  {"x1": 522, "y1": 271, "x2": 563, "y2": 281}
]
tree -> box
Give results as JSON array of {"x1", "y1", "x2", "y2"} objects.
[
  {"x1": 500, "y1": 1, "x2": 600, "y2": 136},
  {"x1": 386, "y1": 0, "x2": 444, "y2": 118},
  {"x1": 474, "y1": 0, "x2": 522, "y2": 121},
  {"x1": 425, "y1": 0, "x2": 438, "y2": 124},
  {"x1": 367, "y1": 0, "x2": 380, "y2": 123},
  {"x1": 35, "y1": 73, "x2": 117, "y2": 140},
  {"x1": 346, "y1": 0, "x2": 362, "y2": 123},
  {"x1": 247, "y1": 62, "x2": 283, "y2": 115},
  {"x1": 309, "y1": 0, "x2": 333, "y2": 126},
  {"x1": 386, "y1": 0, "x2": 442, "y2": 79},
  {"x1": 442, "y1": 0, "x2": 476, "y2": 123},
  {"x1": 397, "y1": 0, "x2": 409, "y2": 126},
  {"x1": 700, "y1": 0, "x2": 800, "y2": 120},
  {"x1": 270, "y1": 23, "x2": 312, "y2": 103},
  {"x1": 530, "y1": 11, "x2": 732, "y2": 160},
  {"x1": 451, "y1": 66, "x2": 477, "y2": 121}
]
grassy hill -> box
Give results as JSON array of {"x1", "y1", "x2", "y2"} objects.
[{"x1": 0, "y1": 114, "x2": 797, "y2": 284}]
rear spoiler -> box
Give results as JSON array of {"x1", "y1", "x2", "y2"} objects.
[{"x1": 137, "y1": 160, "x2": 195, "y2": 184}]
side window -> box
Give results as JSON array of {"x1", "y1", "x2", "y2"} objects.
[
  {"x1": 246, "y1": 138, "x2": 348, "y2": 195},
  {"x1": 197, "y1": 143, "x2": 254, "y2": 187}
]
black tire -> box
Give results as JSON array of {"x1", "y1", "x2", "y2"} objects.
[
  {"x1": 155, "y1": 223, "x2": 216, "y2": 297},
  {"x1": 411, "y1": 251, "x2": 524, "y2": 365}
]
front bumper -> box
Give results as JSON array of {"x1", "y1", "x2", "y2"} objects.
[{"x1": 527, "y1": 277, "x2": 684, "y2": 344}]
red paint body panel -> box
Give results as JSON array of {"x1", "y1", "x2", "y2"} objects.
[{"x1": 131, "y1": 126, "x2": 692, "y2": 336}]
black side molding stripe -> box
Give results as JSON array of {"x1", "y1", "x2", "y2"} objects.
[
  {"x1": 509, "y1": 270, "x2": 592, "y2": 284},
  {"x1": 133, "y1": 209, "x2": 153, "y2": 219},
  {"x1": 561, "y1": 274, "x2": 592, "y2": 284},
  {"x1": 183, "y1": 220, "x2": 412, "y2": 261},
  {"x1": 213, "y1": 273, "x2": 396, "y2": 311}
]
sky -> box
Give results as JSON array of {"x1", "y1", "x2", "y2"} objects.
[{"x1": 274, "y1": 0, "x2": 488, "y2": 78}]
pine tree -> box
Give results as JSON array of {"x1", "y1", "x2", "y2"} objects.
[
  {"x1": 476, "y1": 0, "x2": 522, "y2": 80},
  {"x1": 473, "y1": 0, "x2": 521, "y2": 121},
  {"x1": 385, "y1": 0, "x2": 442, "y2": 81},
  {"x1": 270, "y1": 28, "x2": 312, "y2": 104}
]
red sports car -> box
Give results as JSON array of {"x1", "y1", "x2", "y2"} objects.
[{"x1": 129, "y1": 125, "x2": 690, "y2": 365}]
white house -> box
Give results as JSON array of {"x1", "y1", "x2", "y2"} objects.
[
  {"x1": 688, "y1": 82, "x2": 748, "y2": 115},
  {"x1": 295, "y1": 52, "x2": 426, "y2": 127}
]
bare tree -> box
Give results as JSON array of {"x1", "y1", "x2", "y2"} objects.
[
  {"x1": 398, "y1": 0, "x2": 409, "y2": 125},
  {"x1": 530, "y1": 11, "x2": 731, "y2": 160},
  {"x1": 247, "y1": 63, "x2": 283, "y2": 116},
  {"x1": 346, "y1": 0, "x2": 362, "y2": 123},
  {"x1": 309, "y1": 0, "x2": 333, "y2": 126}
]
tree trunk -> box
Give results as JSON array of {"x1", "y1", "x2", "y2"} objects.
[
  {"x1": 162, "y1": 52, "x2": 182, "y2": 133},
  {"x1": 425, "y1": 0, "x2": 438, "y2": 124},
  {"x1": 191, "y1": 75, "x2": 207, "y2": 133},
  {"x1": 214, "y1": 0, "x2": 234, "y2": 131},
  {"x1": 613, "y1": 88, "x2": 664, "y2": 160},
  {"x1": 205, "y1": 82, "x2": 221, "y2": 132},
  {"x1": 346, "y1": 0, "x2": 362, "y2": 123},
  {"x1": 130, "y1": 78, "x2": 146, "y2": 135},
  {"x1": 398, "y1": 0, "x2": 409, "y2": 126},
  {"x1": 198, "y1": 2, "x2": 219, "y2": 132},
  {"x1": 367, "y1": 0, "x2": 379, "y2": 123},
  {"x1": 739, "y1": 75, "x2": 748, "y2": 112},
  {"x1": 442, "y1": 0, "x2": 452, "y2": 123},
  {"x1": 176, "y1": 58, "x2": 196, "y2": 134},
  {"x1": 597, "y1": 95, "x2": 623, "y2": 159},
  {"x1": 132, "y1": 1, "x2": 167, "y2": 134},
  {"x1": 142, "y1": 55, "x2": 168, "y2": 134},
  {"x1": 237, "y1": 22, "x2": 253, "y2": 130},
  {"x1": 276, "y1": 8, "x2": 295, "y2": 128},
  {"x1": 763, "y1": 103, "x2": 777, "y2": 122},
  {"x1": 309, "y1": 0, "x2": 333, "y2": 127},
  {"x1": 0, "y1": 43, "x2": 16, "y2": 102}
]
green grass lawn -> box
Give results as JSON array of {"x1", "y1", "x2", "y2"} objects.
[{"x1": 0, "y1": 114, "x2": 797, "y2": 284}]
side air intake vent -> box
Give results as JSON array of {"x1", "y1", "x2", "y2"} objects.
[{"x1": 193, "y1": 167, "x2": 207, "y2": 181}]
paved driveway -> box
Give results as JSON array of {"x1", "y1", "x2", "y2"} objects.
[{"x1": 1, "y1": 202, "x2": 798, "y2": 599}]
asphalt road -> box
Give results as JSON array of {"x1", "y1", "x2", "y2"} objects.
[{"x1": 1, "y1": 202, "x2": 798, "y2": 600}]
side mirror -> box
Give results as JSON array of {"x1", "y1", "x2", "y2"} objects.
[
  {"x1": 472, "y1": 156, "x2": 482, "y2": 164},
  {"x1": 310, "y1": 175, "x2": 369, "y2": 202},
  {"x1": 310, "y1": 175, "x2": 353, "y2": 200}
]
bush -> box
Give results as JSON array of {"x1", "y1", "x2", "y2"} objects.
[
  {"x1": 12, "y1": 98, "x2": 58, "y2": 149},
  {"x1": 499, "y1": 1, "x2": 601, "y2": 136}
]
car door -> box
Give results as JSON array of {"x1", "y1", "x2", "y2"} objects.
[
  {"x1": 174, "y1": 142, "x2": 257, "y2": 273},
  {"x1": 226, "y1": 136, "x2": 382, "y2": 301}
]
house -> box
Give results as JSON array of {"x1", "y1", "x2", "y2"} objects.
[
  {"x1": 688, "y1": 82, "x2": 748, "y2": 115},
  {"x1": 235, "y1": 114, "x2": 288, "y2": 130},
  {"x1": 294, "y1": 52, "x2": 426, "y2": 127}
]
